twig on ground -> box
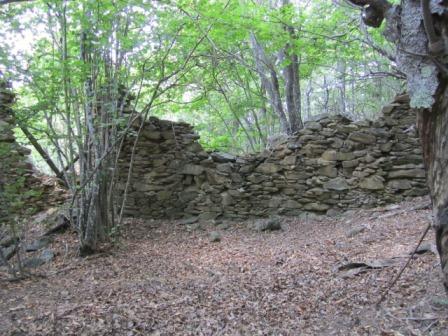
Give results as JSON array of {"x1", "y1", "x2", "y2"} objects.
[
  {"x1": 377, "y1": 223, "x2": 431, "y2": 305},
  {"x1": 423, "y1": 319, "x2": 439, "y2": 333}
]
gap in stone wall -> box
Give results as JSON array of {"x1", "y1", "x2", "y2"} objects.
[{"x1": 118, "y1": 93, "x2": 428, "y2": 220}]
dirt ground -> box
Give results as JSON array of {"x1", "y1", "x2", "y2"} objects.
[{"x1": 1, "y1": 197, "x2": 447, "y2": 336}]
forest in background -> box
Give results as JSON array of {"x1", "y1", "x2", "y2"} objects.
[{"x1": 0, "y1": 0, "x2": 403, "y2": 172}]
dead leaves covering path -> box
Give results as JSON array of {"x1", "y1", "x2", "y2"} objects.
[{"x1": 1, "y1": 197, "x2": 447, "y2": 335}]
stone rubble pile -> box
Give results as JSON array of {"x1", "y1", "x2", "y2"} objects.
[{"x1": 118, "y1": 94, "x2": 428, "y2": 220}]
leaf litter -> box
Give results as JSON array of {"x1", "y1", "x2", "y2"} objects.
[{"x1": 1, "y1": 196, "x2": 447, "y2": 335}]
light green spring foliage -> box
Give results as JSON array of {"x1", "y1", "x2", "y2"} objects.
[
  {"x1": 0, "y1": 0, "x2": 403, "y2": 163},
  {"x1": 155, "y1": 0, "x2": 402, "y2": 153}
]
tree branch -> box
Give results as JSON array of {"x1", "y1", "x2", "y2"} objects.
[{"x1": 0, "y1": 0, "x2": 34, "y2": 6}]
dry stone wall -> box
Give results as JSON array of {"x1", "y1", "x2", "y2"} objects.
[
  {"x1": 118, "y1": 94, "x2": 428, "y2": 220},
  {"x1": 0, "y1": 77, "x2": 39, "y2": 222}
]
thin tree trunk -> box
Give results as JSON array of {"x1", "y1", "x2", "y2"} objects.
[
  {"x1": 305, "y1": 79, "x2": 312, "y2": 120},
  {"x1": 281, "y1": 0, "x2": 303, "y2": 133},
  {"x1": 59, "y1": 2, "x2": 77, "y2": 190},
  {"x1": 18, "y1": 124, "x2": 65, "y2": 181},
  {"x1": 249, "y1": 32, "x2": 289, "y2": 134},
  {"x1": 283, "y1": 44, "x2": 303, "y2": 132},
  {"x1": 323, "y1": 75, "x2": 329, "y2": 114},
  {"x1": 283, "y1": 55, "x2": 300, "y2": 132},
  {"x1": 349, "y1": 64, "x2": 356, "y2": 117},
  {"x1": 337, "y1": 60, "x2": 346, "y2": 115}
]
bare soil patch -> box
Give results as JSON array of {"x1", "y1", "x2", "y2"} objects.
[{"x1": 1, "y1": 197, "x2": 447, "y2": 335}]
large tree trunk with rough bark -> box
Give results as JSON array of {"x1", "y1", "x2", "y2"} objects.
[
  {"x1": 417, "y1": 82, "x2": 448, "y2": 291},
  {"x1": 347, "y1": 0, "x2": 448, "y2": 293}
]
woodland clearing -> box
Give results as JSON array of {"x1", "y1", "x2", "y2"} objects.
[{"x1": 1, "y1": 197, "x2": 447, "y2": 336}]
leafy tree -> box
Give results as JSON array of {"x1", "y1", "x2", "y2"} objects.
[
  {"x1": 0, "y1": 0, "x2": 411, "y2": 256},
  {"x1": 1, "y1": 0, "x2": 207, "y2": 254}
]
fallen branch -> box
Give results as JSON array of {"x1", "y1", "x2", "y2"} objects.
[{"x1": 377, "y1": 223, "x2": 431, "y2": 305}]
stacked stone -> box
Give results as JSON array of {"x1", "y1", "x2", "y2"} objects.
[
  {"x1": 0, "y1": 77, "x2": 37, "y2": 223},
  {"x1": 118, "y1": 116, "x2": 209, "y2": 218},
  {"x1": 117, "y1": 93, "x2": 428, "y2": 220},
  {"x1": 381, "y1": 94, "x2": 427, "y2": 196}
]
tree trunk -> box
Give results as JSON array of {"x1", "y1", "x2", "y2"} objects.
[
  {"x1": 283, "y1": 51, "x2": 303, "y2": 133},
  {"x1": 282, "y1": 22, "x2": 303, "y2": 133},
  {"x1": 18, "y1": 124, "x2": 65, "y2": 182},
  {"x1": 417, "y1": 82, "x2": 448, "y2": 292},
  {"x1": 337, "y1": 60, "x2": 346, "y2": 115},
  {"x1": 249, "y1": 33, "x2": 290, "y2": 134},
  {"x1": 323, "y1": 75, "x2": 329, "y2": 114},
  {"x1": 305, "y1": 79, "x2": 312, "y2": 120},
  {"x1": 269, "y1": 67, "x2": 290, "y2": 134}
]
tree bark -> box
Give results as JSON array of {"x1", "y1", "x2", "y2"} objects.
[
  {"x1": 323, "y1": 75, "x2": 329, "y2": 114},
  {"x1": 249, "y1": 33, "x2": 290, "y2": 134},
  {"x1": 417, "y1": 82, "x2": 448, "y2": 292},
  {"x1": 346, "y1": 0, "x2": 448, "y2": 293},
  {"x1": 305, "y1": 79, "x2": 312, "y2": 120},
  {"x1": 337, "y1": 60, "x2": 346, "y2": 115},
  {"x1": 282, "y1": 19, "x2": 303, "y2": 133},
  {"x1": 283, "y1": 49, "x2": 302, "y2": 133}
]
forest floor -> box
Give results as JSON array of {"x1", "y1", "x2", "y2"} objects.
[{"x1": 1, "y1": 197, "x2": 448, "y2": 336}]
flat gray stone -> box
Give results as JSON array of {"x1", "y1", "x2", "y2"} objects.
[
  {"x1": 388, "y1": 179, "x2": 412, "y2": 190},
  {"x1": 346, "y1": 225, "x2": 367, "y2": 238},
  {"x1": 255, "y1": 162, "x2": 281, "y2": 174},
  {"x1": 25, "y1": 236, "x2": 52, "y2": 252},
  {"x1": 181, "y1": 164, "x2": 204, "y2": 175},
  {"x1": 303, "y1": 202, "x2": 330, "y2": 212},
  {"x1": 23, "y1": 249, "x2": 54, "y2": 269},
  {"x1": 324, "y1": 177, "x2": 349, "y2": 191},
  {"x1": 359, "y1": 175, "x2": 385, "y2": 190},
  {"x1": 388, "y1": 169, "x2": 426, "y2": 179},
  {"x1": 179, "y1": 217, "x2": 198, "y2": 225},
  {"x1": 348, "y1": 131, "x2": 376, "y2": 144},
  {"x1": 211, "y1": 152, "x2": 236, "y2": 163}
]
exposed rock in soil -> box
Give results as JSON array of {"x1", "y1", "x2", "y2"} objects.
[{"x1": 23, "y1": 249, "x2": 54, "y2": 269}]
